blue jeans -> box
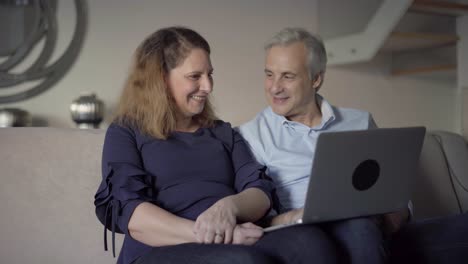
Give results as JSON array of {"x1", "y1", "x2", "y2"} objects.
[
  {"x1": 133, "y1": 243, "x2": 279, "y2": 264},
  {"x1": 254, "y1": 224, "x2": 339, "y2": 264},
  {"x1": 390, "y1": 213, "x2": 468, "y2": 264},
  {"x1": 254, "y1": 217, "x2": 386, "y2": 264},
  {"x1": 321, "y1": 217, "x2": 387, "y2": 264},
  {"x1": 134, "y1": 217, "x2": 385, "y2": 264},
  {"x1": 133, "y1": 226, "x2": 338, "y2": 264}
]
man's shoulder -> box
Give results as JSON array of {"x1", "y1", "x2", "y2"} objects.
[
  {"x1": 331, "y1": 106, "x2": 374, "y2": 129},
  {"x1": 236, "y1": 108, "x2": 274, "y2": 164},
  {"x1": 238, "y1": 108, "x2": 274, "y2": 134},
  {"x1": 335, "y1": 106, "x2": 371, "y2": 119}
]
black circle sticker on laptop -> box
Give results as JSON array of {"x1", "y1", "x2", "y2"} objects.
[{"x1": 352, "y1": 159, "x2": 380, "y2": 191}]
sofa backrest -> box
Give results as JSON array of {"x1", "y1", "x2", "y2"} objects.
[{"x1": 0, "y1": 127, "x2": 122, "y2": 264}]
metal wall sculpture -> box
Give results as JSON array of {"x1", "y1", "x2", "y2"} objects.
[{"x1": 0, "y1": 0, "x2": 87, "y2": 103}]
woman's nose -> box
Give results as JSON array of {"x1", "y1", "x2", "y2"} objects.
[{"x1": 200, "y1": 75, "x2": 213, "y2": 93}]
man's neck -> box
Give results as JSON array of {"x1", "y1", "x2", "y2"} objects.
[
  {"x1": 287, "y1": 100, "x2": 322, "y2": 128},
  {"x1": 289, "y1": 113, "x2": 322, "y2": 128}
]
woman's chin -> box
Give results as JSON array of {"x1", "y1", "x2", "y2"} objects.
[{"x1": 186, "y1": 108, "x2": 205, "y2": 117}]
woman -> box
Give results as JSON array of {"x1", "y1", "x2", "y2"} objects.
[{"x1": 93, "y1": 27, "x2": 276, "y2": 264}]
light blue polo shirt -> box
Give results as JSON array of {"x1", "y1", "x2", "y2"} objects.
[{"x1": 238, "y1": 95, "x2": 376, "y2": 213}]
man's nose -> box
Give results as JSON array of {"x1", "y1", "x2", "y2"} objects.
[{"x1": 269, "y1": 78, "x2": 283, "y2": 94}]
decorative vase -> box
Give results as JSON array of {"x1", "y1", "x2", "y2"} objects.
[
  {"x1": 0, "y1": 108, "x2": 32, "y2": 127},
  {"x1": 70, "y1": 93, "x2": 104, "y2": 129}
]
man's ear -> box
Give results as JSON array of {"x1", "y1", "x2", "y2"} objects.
[{"x1": 312, "y1": 72, "x2": 324, "y2": 91}]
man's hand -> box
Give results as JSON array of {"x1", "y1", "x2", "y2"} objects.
[
  {"x1": 194, "y1": 196, "x2": 238, "y2": 244},
  {"x1": 382, "y1": 208, "x2": 410, "y2": 234},
  {"x1": 288, "y1": 208, "x2": 304, "y2": 223},
  {"x1": 232, "y1": 222, "x2": 264, "y2": 245},
  {"x1": 270, "y1": 208, "x2": 304, "y2": 226}
]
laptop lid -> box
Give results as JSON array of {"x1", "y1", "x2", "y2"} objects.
[{"x1": 302, "y1": 126, "x2": 426, "y2": 224}]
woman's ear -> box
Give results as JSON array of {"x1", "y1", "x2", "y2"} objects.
[
  {"x1": 164, "y1": 72, "x2": 175, "y2": 100},
  {"x1": 164, "y1": 71, "x2": 172, "y2": 92},
  {"x1": 163, "y1": 72, "x2": 168, "y2": 87}
]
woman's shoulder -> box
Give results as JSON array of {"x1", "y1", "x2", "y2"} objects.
[
  {"x1": 106, "y1": 121, "x2": 162, "y2": 153},
  {"x1": 208, "y1": 120, "x2": 236, "y2": 145},
  {"x1": 107, "y1": 121, "x2": 137, "y2": 136},
  {"x1": 210, "y1": 119, "x2": 236, "y2": 134},
  {"x1": 212, "y1": 119, "x2": 232, "y2": 128},
  {"x1": 106, "y1": 121, "x2": 153, "y2": 143}
]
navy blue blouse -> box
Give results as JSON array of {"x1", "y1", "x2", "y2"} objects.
[{"x1": 94, "y1": 120, "x2": 274, "y2": 264}]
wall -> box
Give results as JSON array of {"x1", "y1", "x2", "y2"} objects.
[
  {"x1": 317, "y1": 0, "x2": 383, "y2": 39},
  {"x1": 323, "y1": 54, "x2": 456, "y2": 130},
  {"x1": 1, "y1": 0, "x2": 316, "y2": 127},
  {"x1": 1, "y1": 0, "x2": 458, "y2": 132},
  {"x1": 316, "y1": 0, "x2": 457, "y2": 131}
]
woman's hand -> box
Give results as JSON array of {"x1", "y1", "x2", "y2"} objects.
[
  {"x1": 194, "y1": 196, "x2": 238, "y2": 244},
  {"x1": 232, "y1": 222, "x2": 264, "y2": 245}
]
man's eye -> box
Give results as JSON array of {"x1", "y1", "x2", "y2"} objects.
[
  {"x1": 189, "y1": 75, "x2": 200, "y2": 80},
  {"x1": 284, "y1": 75, "x2": 295, "y2": 79}
]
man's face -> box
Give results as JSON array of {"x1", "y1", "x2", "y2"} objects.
[{"x1": 264, "y1": 42, "x2": 318, "y2": 121}]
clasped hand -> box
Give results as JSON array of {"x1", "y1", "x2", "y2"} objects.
[{"x1": 193, "y1": 197, "x2": 263, "y2": 245}]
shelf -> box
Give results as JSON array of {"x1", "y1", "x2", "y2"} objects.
[
  {"x1": 391, "y1": 64, "x2": 456, "y2": 76},
  {"x1": 410, "y1": 0, "x2": 468, "y2": 16},
  {"x1": 382, "y1": 31, "x2": 458, "y2": 53}
]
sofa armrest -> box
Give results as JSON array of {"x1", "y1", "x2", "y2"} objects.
[{"x1": 412, "y1": 131, "x2": 468, "y2": 220}]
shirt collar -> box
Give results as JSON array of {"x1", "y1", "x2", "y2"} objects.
[{"x1": 316, "y1": 94, "x2": 336, "y2": 130}]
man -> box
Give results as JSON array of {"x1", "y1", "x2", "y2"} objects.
[{"x1": 238, "y1": 27, "x2": 408, "y2": 264}]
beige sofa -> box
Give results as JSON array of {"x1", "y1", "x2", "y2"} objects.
[{"x1": 0, "y1": 127, "x2": 467, "y2": 264}]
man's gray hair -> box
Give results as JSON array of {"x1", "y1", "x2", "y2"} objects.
[{"x1": 264, "y1": 27, "x2": 327, "y2": 78}]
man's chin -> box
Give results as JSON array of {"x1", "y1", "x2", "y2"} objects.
[{"x1": 271, "y1": 106, "x2": 289, "y2": 117}]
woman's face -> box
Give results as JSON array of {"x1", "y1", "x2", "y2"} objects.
[{"x1": 167, "y1": 48, "x2": 213, "y2": 119}]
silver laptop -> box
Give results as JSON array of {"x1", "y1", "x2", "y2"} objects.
[{"x1": 264, "y1": 127, "x2": 426, "y2": 232}]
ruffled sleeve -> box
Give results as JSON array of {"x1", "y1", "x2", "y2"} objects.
[
  {"x1": 231, "y1": 129, "x2": 275, "y2": 203},
  {"x1": 94, "y1": 123, "x2": 156, "y2": 257}
]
